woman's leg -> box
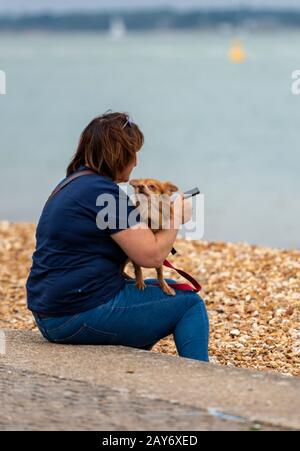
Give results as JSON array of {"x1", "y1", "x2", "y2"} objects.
[
  {"x1": 102, "y1": 281, "x2": 210, "y2": 361},
  {"x1": 173, "y1": 296, "x2": 209, "y2": 361},
  {"x1": 35, "y1": 280, "x2": 209, "y2": 362}
]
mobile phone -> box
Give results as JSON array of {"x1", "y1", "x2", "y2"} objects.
[{"x1": 183, "y1": 187, "x2": 200, "y2": 199}]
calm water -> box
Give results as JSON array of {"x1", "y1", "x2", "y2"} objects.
[{"x1": 0, "y1": 30, "x2": 299, "y2": 248}]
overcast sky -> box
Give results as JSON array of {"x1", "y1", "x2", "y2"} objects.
[{"x1": 0, "y1": 0, "x2": 300, "y2": 14}]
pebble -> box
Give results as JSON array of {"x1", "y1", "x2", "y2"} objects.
[{"x1": 230, "y1": 329, "x2": 241, "y2": 337}]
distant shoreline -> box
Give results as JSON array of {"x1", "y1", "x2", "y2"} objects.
[{"x1": 1, "y1": 8, "x2": 300, "y2": 32}]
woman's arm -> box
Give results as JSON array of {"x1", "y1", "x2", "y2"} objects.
[
  {"x1": 111, "y1": 226, "x2": 178, "y2": 268},
  {"x1": 111, "y1": 193, "x2": 192, "y2": 268}
]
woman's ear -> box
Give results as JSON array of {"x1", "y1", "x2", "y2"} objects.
[{"x1": 164, "y1": 182, "x2": 179, "y2": 195}]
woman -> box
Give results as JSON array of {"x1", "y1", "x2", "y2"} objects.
[{"x1": 26, "y1": 111, "x2": 209, "y2": 362}]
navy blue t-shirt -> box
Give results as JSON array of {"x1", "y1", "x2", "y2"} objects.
[{"x1": 26, "y1": 166, "x2": 140, "y2": 316}]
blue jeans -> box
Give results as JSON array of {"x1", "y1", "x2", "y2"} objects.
[{"x1": 33, "y1": 278, "x2": 209, "y2": 362}]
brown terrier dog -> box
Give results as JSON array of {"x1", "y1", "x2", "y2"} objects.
[{"x1": 122, "y1": 178, "x2": 179, "y2": 296}]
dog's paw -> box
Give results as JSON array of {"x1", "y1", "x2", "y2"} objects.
[
  {"x1": 136, "y1": 280, "x2": 146, "y2": 290},
  {"x1": 162, "y1": 284, "x2": 176, "y2": 296}
]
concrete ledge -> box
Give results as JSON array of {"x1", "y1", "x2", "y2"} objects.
[{"x1": 0, "y1": 329, "x2": 299, "y2": 431}]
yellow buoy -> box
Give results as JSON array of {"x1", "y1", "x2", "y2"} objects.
[{"x1": 229, "y1": 41, "x2": 247, "y2": 63}]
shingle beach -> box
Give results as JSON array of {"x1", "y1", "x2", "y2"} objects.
[{"x1": 0, "y1": 221, "x2": 299, "y2": 376}]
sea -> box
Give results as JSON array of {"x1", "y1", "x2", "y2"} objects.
[{"x1": 0, "y1": 29, "x2": 299, "y2": 249}]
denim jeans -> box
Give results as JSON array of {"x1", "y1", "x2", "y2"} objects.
[{"x1": 33, "y1": 278, "x2": 210, "y2": 362}]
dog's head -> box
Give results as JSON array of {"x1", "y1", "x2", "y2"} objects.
[{"x1": 129, "y1": 178, "x2": 178, "y2": 197}]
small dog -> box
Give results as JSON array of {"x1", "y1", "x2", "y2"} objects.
[{"x1": 122, "y1": 178, "x2": 179, "y2": 296}]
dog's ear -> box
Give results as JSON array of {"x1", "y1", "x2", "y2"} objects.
[
  {"x1": 163, "y1": 182, "x2": 179, "y2": 195},
  {"x1": 129, "y1": 179, "x2": 140, "y2": 187}
]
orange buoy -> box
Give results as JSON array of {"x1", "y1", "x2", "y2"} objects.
[{"x1": 229, "y1": 41, "x2": 247, "y2": 63}]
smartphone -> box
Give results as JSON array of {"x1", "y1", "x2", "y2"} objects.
[{"x1": 183, "y1": 187, "x2": 200, "y2": 199}]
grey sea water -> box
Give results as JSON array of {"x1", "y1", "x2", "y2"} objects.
[{"x1": 0, "y1": 30, "x2": 299, "y2": 248}]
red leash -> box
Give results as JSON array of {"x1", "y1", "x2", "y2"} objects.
[
  {"x1": 150, "y1": 259, "x2": 202, "y2": 293},
  {"x1": 163, "y1": 259, "x2": 202, "y2": 292}
]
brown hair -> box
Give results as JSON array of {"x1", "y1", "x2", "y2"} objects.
[{"x1": 66, "y1": 110, "x2": 144, "y2": 179}]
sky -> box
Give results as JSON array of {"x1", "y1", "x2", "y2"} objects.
[{"x1": 0, "y1": 0, "x2": 300, "y2": 14}]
